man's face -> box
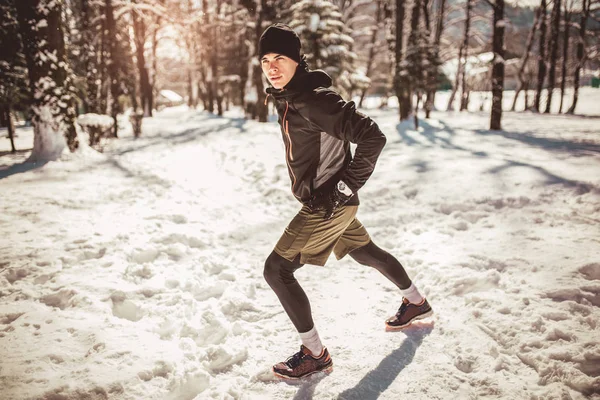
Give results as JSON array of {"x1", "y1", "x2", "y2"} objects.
[{"x1": 261, "y1": 53, "x2": 299, "y2": 89}]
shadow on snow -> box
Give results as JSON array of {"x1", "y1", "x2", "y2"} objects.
[
  {"x1": 396, "y1": 117, "x2": 599, "y2": 192},
  {"x1": 336, "y1": 323, "x2": 434, "y2": 400},
  {"x1": 0, "y1": 111, "x2": 249, "y2": 180}
]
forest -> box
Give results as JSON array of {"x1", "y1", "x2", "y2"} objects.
[{"x1": 1, "y1": 0, "x2": 599, "y2": 161}]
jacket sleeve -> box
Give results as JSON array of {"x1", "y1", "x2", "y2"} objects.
[{"x1": 307, "y1": 89, "x2": 386, "y2": 193}]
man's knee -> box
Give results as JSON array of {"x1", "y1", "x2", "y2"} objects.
[
  {"x1": 263, "y1": 251, "x2": 296, "y2": 286},
  {"x1": 349, "y1": 241, "x2": 387, "y2": 268}
]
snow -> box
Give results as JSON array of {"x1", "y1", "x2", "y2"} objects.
[
  {"x1": 160, "y1": 90, "x2": 184, "y2": 103},
  {"x1": 310, "y1": 14, "x2": 320, "y2": 32},
  {"x1": 77, "y1": 113, "x2": 114, "y2": 129},
  {"x1": 1, "y1": 89, "x2": 599, "y2": 399}
]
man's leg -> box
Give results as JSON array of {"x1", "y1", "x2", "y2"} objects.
[
  {"x1": 263, "y1": 251, "x2": 323, "y2": 354},
  {"x1": 349, "y1": 240, "x2": 432, "y2": 329},
  {"x1": 348, "y1": 241, "x2": 414, "y2": 292},
  {"x1": 264, "y1": 251, "x2": 332, "y2": 379}
]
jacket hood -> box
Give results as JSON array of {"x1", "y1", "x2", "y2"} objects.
[{"x1": 266, "y1": 60, "x2": 332, "y2": 97}]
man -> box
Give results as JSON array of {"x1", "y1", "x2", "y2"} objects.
[{"x1": 260, "y1": 23, "x2": 433, "y2": 380}]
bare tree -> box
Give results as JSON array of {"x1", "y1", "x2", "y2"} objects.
[
  {"x1": 359, "y1": 0, "x2": 385, "y2": 108},
  {"x1": 544, "y1": 0, "x2": 562, "y2": 113},
  {"x1": 240, "y1": 0, "x2": 273, "y2": 122},
  {"x1": 534, "y1": 0, "x2": 548, "y2": 112},
  {"x1": 487, "y1": 0, "x2": 505, "y2": 130},
  {"x1": 559, "y1": 0, "x2": 573, "y2": 113},
  {"x1": 424, "y1": 0, "x2": 446, "y2": 118},
  {"x1": 511, "y1": 5, "x2": 541, "y2": 111},
  {"x1": 105, "y1": 0, "x2": 120, "y2": 136},
  {"x1": 395, "y1": 0, "x2": 412, "y2": 120},
  {"x1": 567, "y1": 0, "x2": 591, "y2": 114},
  {"x1": 132, "y1": 0, "x2": 153, "y2": 116},
  {"x1": 460, "y1": 0, "x2": 473, "y2": 111}
]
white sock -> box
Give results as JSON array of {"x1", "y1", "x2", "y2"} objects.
[
  {"x1": 299, "y1": 326, "x2": 324, "y2": 356},
  {"x1": 402, "y1": 283, "x2": 424, "y2": 304}
]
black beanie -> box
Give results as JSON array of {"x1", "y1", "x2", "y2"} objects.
[{"x1": 258, "y1": 24, "x2": 302, "y2": 63}]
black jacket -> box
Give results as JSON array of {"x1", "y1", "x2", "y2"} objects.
[{"x1": 266, "y1": 65, "x2": 386, "y2": 206}]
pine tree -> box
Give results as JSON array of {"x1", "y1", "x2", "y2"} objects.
[
  {"x1": 289, "y1": 0, "x2": 359, "y2": 98},
  {"x1": 0, "y1": 0, "x2": 29, "y2": 153},
  {"x1": 15, "y1": 0, "x2": 80, "y2": 161}
]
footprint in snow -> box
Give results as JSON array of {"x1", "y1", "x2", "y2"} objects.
[
  {"x1": 579, "y1": 263, "x2": 600, "y2": 281},
  {"x1": 110, "y1": 291, "x2": 144, "y2": 322}
]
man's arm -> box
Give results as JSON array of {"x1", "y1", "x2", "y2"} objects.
[{"x1": 307, "y1": 88, "x2": 387, "y2": 193}]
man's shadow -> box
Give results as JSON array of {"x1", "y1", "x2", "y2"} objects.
[{"x1": 337, "y1": 322, "x2": 434, "y2": 400}]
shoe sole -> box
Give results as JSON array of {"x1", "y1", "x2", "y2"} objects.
[
  {"x1": 385, "y1": 309, "x2": 434, "y2": 331},
  {"x1": 272, "y1": 362, "x2": 333, "y2": 380}
]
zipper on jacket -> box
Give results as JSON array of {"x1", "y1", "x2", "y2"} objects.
[
  {"x1": 282, "y1": 101, "x2": 298, "y2": 197},
  {"x1": 283, "y1": 101, "x2": 293, "y2": 161}
]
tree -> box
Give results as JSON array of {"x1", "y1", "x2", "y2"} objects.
[
  {"x1": 394, "y1": 0, "x2": 412, "y2": 121},
  {"x1": 0, "y1": 0, "x2": 29, "y2": 153},
  {"x1": 404, "y1": 0, "x2": 437, "y2": 126},
  {"x1": 289, "y1": 0, "x2": 359, "y2": 98},
  {"x1": 544, "y1": 0, "x2": 562, "y2": 113},
  {"x1": 488, "y1": 0, "x2": 505, "y2": 131},
  {"x1": 132, "y1": 0, "x2": 153, "y2": 117},
  {"x1": 558, "y1": 0, "x2": 573, "y2": 113},
  {"x1": 358, "y1": 0, "x2": 386, "y2": 108},
  {"x1": 460, "y1": 0, "x2": 473, "y2": 111},
  {"x1": 79, "y1": 0, "x2": 101, "y2": 114},
  {"x1": 567, "y1": 0, "x2": 591, "y2": 114},
  {"x1": 240, "y1": 0, "x2": 276, "y2": 122},
  {"x1": 447, "y1": 0, "x2": 473, "y2": 111},
  {"x1": 534, "y1": 0, "x2": 548, "y2": 112},
  {"x1": 424, "y1": 0, "x2": 447, "y2": 118},
  {"x1": 15, "y1": 0, "x2": 80, "y2": 161},
  {"x1": 511, "y1": 5, "x2": 541, "y2": 111}
]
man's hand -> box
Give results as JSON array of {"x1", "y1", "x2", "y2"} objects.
[{"x1": 308, "y1": 181, "x2": 354, "y2": 220}]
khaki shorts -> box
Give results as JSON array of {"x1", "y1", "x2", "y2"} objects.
[{"x1": 274, "y1": 205, "x2": 371, "y2": 266}]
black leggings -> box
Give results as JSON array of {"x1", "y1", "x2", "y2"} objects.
[{"x1": 263, "y1": 241, "x2": 412, "y2": 333}]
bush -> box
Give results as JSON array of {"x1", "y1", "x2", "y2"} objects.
[
  {"x1": 77, "y1": 113, "x2": 114, "y2": 146},
  {"x1": 129, "y1": 110, "x2": 144, "y2": 138}
]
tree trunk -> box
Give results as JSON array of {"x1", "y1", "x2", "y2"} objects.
[
  {"x1": 534, "y1": 0, "x2": 547, "y2": 112},
  {"x1": 212, "y1": 0, "x2": 223, "y2": 116},
  {"x1": 425, "y1": 0, "x2": 446, "y2": 118},
  {"x1": 447, "y1": 42, "x2": 464, "y2": 111},
  {"x1": 150, "y1": 17, "x2": 160, "y2": 115},
  {"x1": 490, "y1": 0, "x2": 505, "y2": 131},
  {"x1": 187, "y1": 69, "x2": 194, "y2": 107},
  {"x1": 132, "y1": 1, "x2": 152, "y2": 117},
  {"x1": 408, "y1": 0, "x2": 422, "y2": 124},
  {"x1": 4, "y1": 105, "x2": 16, "y2": 153},
  {"x1": 359, "y1": 0, "x2": 384, "y2": 108},
  {"x1": 15, "y1": 0, "x2": 80, "y2": 161},
  {"x1": 256, "y1": 0, "x2": 269, "y2": 122},
  {"x1": 544, "y1": 0, "x2": 561, "y2": 113},
  {"x1": 512, "y1": 5, "x2": 541, "y2": 111},
  {"x1": 98, "y1": 11, "x2": 108, "y2": 114},
  {"x1": 395, "y1": 0, "x2": 411, "y2": 120},
  {"x1": 81, "y1": 0, "x2": 99, "y2": 114},
  {"x1": 239, "y1": 22, "x2": 249, "y2": 110},
  {"x1": 559, "y1": 5, "x2": 570, "y2": 113},
  {"x1": 567, "y1": 0, "x2": 589, "y2": 114},
  {"x1": 106, "y1": 0, "x2": 119, "y2": 137},
  {"x1": 460, "y1": 0, "x2": 472, "y2": 111}
]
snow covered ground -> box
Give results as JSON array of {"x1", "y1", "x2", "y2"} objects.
[{"x1": 1, "y1": 90, "x2": 599, "y2": 399}]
